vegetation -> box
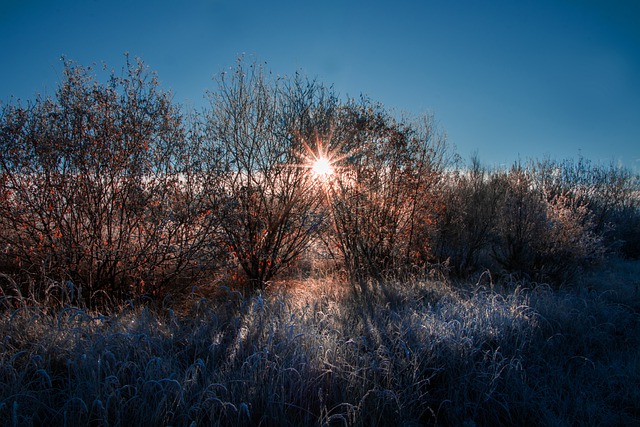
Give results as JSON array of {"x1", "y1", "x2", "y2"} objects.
[
  {"x1": 1, "y1": 56, "x2": 639, "y2": 425},
  {"x1": 1, "y1": 260, "x2": 638, "y2": 426},
  {"x1": 0, "y1": 57, "x2": 223, "y2": 306},
  {"x1": 2, "y1": 56, "x2": 639, "y2": 300},
  {"x1": 205, "y1": 62, "x2": 335, "y2": 289}
]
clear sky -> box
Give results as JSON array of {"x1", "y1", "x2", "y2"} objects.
[{"x1": 1, "y1": 0, "x2": 639, "y2": 170}]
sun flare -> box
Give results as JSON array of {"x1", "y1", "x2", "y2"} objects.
[{"x1": 311, "y1": 156, "x2": 334, "y2": 178}]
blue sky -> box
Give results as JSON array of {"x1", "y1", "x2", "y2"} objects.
[{"x1": 2, "y1": 0, "x2": 639, "y2": 170}]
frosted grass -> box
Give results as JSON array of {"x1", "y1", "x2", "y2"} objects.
[{"x1": 1, "y1": 268, "x2": 638, "y2": 426}]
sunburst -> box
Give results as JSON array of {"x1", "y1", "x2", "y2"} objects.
[
  {"x1": 297, "y1": 131, "x2": 340, "y2": 182},
  {"x1": 293, "y1": 127, "x2": 359, "y2": 188},
  {"x1": 311, "y1": 156, "x2": 334, "y2": 179}
]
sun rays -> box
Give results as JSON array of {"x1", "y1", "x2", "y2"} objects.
[{"x1": 296, "y1": 130, "x2": 351, "y2": 184}]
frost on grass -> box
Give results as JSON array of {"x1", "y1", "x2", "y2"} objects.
[{"x1": 1, "y1": 272, "x2": 639, "y2": 426}]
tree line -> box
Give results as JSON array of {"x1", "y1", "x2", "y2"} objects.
[{"x1": 1, "y1": 56, "x2": 638, "y2": 307}]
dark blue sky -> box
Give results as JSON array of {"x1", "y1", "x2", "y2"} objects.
[{"x1": 2, "y1": 0, "x2": 639, "y2": 170}]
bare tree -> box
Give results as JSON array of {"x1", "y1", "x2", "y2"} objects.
[
  {"x1": 324, "y1": 98, "x2": 448, "y2": 286},
  {"x1": 205, "y1": 59, "x2": 333, "y2": 289},
  {"x1": 0, "y1": 56, "x2": 221, "y2": 306}
]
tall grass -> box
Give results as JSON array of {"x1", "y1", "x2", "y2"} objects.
[{"x1": 1, "y1": 260, "x2": 638, "y2": 426}]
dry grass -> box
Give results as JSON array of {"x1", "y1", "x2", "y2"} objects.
[{"x1": 0, "y1": 260, "x2": 639, "y2": 426}]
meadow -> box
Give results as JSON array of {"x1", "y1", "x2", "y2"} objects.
[
  {"x1": 1, "y1": 258, "x2": 639, "y2": 426},
  {"x1": 1, "y1": 57, "x2": 639, "y2": 426}
]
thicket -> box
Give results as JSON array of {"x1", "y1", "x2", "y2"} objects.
[
  {"x1": 434, "y1": 156, "x2": 639, "y2": 283},
  {"x1": 0, "y1": 58, "x2": 225, "y2": 307},
  {"x1": 1, "y1": 57, "x2": 639, "y2": 307}
]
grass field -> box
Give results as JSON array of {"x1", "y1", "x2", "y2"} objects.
[{"x1": 1, "y1": 259, "x2": 639, "y2": 426}]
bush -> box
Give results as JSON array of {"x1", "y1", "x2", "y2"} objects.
[
  {"x1": 323, "y1": 99, "x2": 448, "y2": 285},
  {"x1": 488, "y1": 164, "x2": 546, "y2": 278},
  {"x1": 0, "y1": 57, "x2": 224, "y2": 306},
  {"x1": 534, "y1": 192, "x2": 604, "y2": 282},
  {"x1": 430, "y1": 158, "x2": 616, "y2": 284},
  {"x1": 431, "y1": 155, "x2": 502, "y2": 277},
  {"x1": 487, "y1": 162, "x2": 607, "y2": 283},
  {"x1": 534, "y1": 156, "x2": 640, "y2": 258},
  {"x1": 205, "y1": 59, "x2": 335, "y2": 289}
]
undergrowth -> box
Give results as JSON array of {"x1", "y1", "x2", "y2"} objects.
[{"x1": 0, "y1": 261, "x2": 639, "y2": 426}]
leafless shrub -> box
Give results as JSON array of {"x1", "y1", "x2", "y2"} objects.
[
  {"x1": 0, "y1": 56, "x2": 223, "y2": 306},
  {"x1": 323, "y1": 99, "x2": 448, "y2": 287},
  {"x1": 432, "y1": 157, "x2": 617, "y2": 284},
  {"x1": 534, "y1": 192, "x2": 604, "y2": 281},
  {"x1": 432, "y1": 154, "x2": 502, "y2": 277},
  {"x1": 490, "y1": 164, "x2": 547, "y2": 277},
  {"x1": 205, "y1": 58, "x2": 334, "y2": 289},
  {"x1": 534, "y1": 156, "x2": 640, "y2": 258}
]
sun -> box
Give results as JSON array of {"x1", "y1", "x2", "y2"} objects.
[
  {"x1": 311, "y1": 156, "x2": 334, "y2": 179},
  {"x1": 294, "y1": 130, "x2": 349, "y2": 183}
]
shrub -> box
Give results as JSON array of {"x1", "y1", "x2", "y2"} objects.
[
  {"x1": 490, "y1": 164, "x2": 547, "y2": 277},
  {"x1": 205, "y1": 59, "x2": 334, "y2": 289},
  {"x1": 534, "y1": 156, "x2": 640, "y2": 258},
  {"x1": 534, "y1": 192, "x2": 604, "y2": 282},
  {"x1": 431, "y1": 155, "x2": 502, "y2": 277},
  {"x1": 0, "y1": 57, "x2": 223, "y2": 306},
  {"x1": 322, "y1": 99, "x2": 448, "y2": 286},
  {"x1": 489, "y1": 161, "x2": 607, "y2": 283}
]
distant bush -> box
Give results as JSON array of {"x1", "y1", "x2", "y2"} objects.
[
  {"x1": 533, "y1": 191, "x2": 604, "y2": 282},
  {"x1": 609, "y1": 202, "x2": 640, "y2": 258},
  {"x1": 534, "y1": 157, "x2": 640, "y2": 258},
  {"x1": 488, "y1": 164, "x2": 547, "y2": 278},
  {"x1": 432, "y1": 155, "x2": 501, "y2": 276},
  {"x1": 430, "y1": 156, "x2": 637, "y2": 284}
]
